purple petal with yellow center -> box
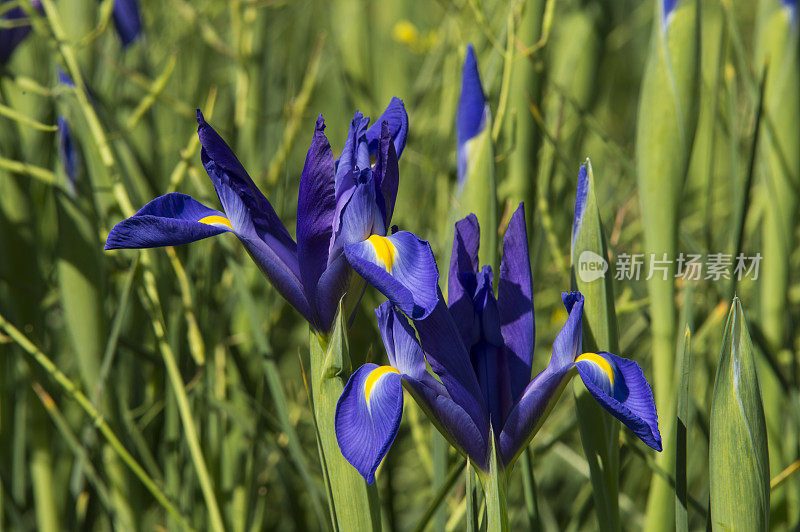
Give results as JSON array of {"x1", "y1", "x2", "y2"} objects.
[
  {"x1": 344, "y1": 231, "x2": 439, "y2": 319},
  {"x1": 575, "y1": 351, "x2": 662, "y2": 451},
  {"x1": 335, "y1": 363, "x2": 403, "y2": 485},
  {"x1": 104, "y1": 193, "x2": 232, "y2": 249}
]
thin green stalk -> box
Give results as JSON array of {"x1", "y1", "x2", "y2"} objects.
[
  {"x1": 0, "y1": 312, "x2": 193, "y2": 530},
  {"x1": 137, "y1": 274, "x2": 226, "y2": 532},
  {"x1": 411, "y1": 458, "x2": 466, "y2": 532}
]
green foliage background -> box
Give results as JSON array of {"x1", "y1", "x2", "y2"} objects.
[{"x1": 0, "y1": 0, "x2": 798, "y2": 530}]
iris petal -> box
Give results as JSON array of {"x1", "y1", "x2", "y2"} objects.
[
  {"x1": 414, "y1": 296, "x2": 490, "y2": 441},
  {"x1": 456, "y1": 44, "x2": 489, "y2": 185},
  {"x1": 448, "y1": 214, "x2": 480, "y2": 348},
  {"x1": 365, "y1": 97, "x2": 409, "y2": 160},
  {"x1": 297, "y1": 116, "x2": 337, "y2": 328},
  {"x1": 498, "y1": 291, "x2": 584, "y2": 464},
  {"x1": 402, "y1": 376, "x2": 488, "y2": 470},
  {"x1": 104, "y1": 193, "x2": 231, "y2": 250},
  {"x1": 335, "y1": 363, "x2": 403, "y2": 485},
  {"x1": 372, "y1": 122, "x2": 399, "y2": 227},
  {"x1": 111, "y1": 0, "x2": 142, "y2": 47},
  {"x1": 344, "y1": 231, "x2": 439, "y2": 319},
  {"x1": 576, "y1": 351, "x2": 662, "y2": 451},
  {"x1": 498, "y1": 203, "x2": 535, "y2": 402},
  {"x1": 0, "y1": 2, "x2": 38, "y2": 64}
]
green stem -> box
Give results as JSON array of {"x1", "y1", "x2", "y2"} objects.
[{"x1": 308, "y1": 317, "x2": 381, "y2": 531}]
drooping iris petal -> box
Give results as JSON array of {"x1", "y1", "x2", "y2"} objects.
[
  {"x1": 57, "y1": 116, "x2": 79, "y2": 192},
  {"x1": 498, "y1": 291, "x2": 584, "y2": 464},
  {"x1": 498, "y1": 203, "x2": 534, "y2": 402},
  {"x1": 365, "y1": 97, "x2": 409, "y2": 160},
  {"x1": 111, "y1": 0, "x2": 142, "y2": 47},
  {"x1": 402, "y1": 376, "x2": 488, "y2": 469},
  {"x1": 344, "y1": 231, "x2": 439, "y2": 319},
  {"x1": 448, "y1": 214, "x2": 480, "y2": 348},
  {"x1": 296, "y1": 116, "x2": 336, "y2": 328},
  {"x1": 335, "y1": 363, "x2": 403, "y2": 485},
  {"x1": 575, "y1": 351, "x2": 662, "y2": 451},
  {"x1": 104, "y1": 193, "x2": 232, "y2": 250},
  {"x1": 456, "y1": 44, "x2": 489, "y2": 185},
  {"x1": 372, "y1": 122, "x2": 399, "y2": 227},
  {"x1": 0, "y1": 1, "x2": 38, "y2": 64},
  {"x1": 414, "y1": 295, "x2": 489, "y2": 440}
]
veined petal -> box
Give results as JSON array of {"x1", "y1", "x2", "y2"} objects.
[
  {"x1": 448, "y1": 214, "x2": 480, "y2": 348},
  {"x1": 372, "y1": 121, "x2": 399, "y2": 227},
  {"x1": 297, "y1": 116, "x2": 336, "y2": 327},
  {"x1": 576, "y1": 351, "x2": 662, "y2": 451},
  {"x1": 344, "y1": 231, "x2": 439, "y2": 319},
  {"x1": 365, "y1": 97, "x2": 409, "y2": 160},
  {"x1": 498, "y1": 203, "x2": 534, "y2": 402},
  {"x1": 414, "y1": 295, "x2": 489, "y2": 440},
  {"x1": 335, "y1": 363, "x2": 403, "y2": 485},
  {"x1": 111, "y1": 0, "x2": 142, "y2": 47},
  {"x1": 402, "y1": 376, "x2": 488, "y2": 470},
  {"x1": 456, "y1": 44, "x2": 489, "y2": 185},
  {"x1": 498, "y1": 291, "x2": 584, "y2": 464},
  {"x1": 104, "y1": 193, "x2": 232, "y2": 250}
]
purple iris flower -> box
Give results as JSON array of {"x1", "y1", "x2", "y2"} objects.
[
  {"x1": 456, "y1": 43, "x2": 489, "y2": 187},
  {"x1": 335, "y1": 203, "x2": 661, "y2": 484},
  {"x1": 105, "y1": 98, "x2": 439, "y2": 333},
  {"x1": 0, "y1": 1, "x2": 41, "y2": 64},
  {"x1": 110, "y1": 0, "x2": 141, "y2": 47}
]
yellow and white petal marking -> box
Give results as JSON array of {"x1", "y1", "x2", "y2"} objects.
[
  {"x1": 366, "y1": 234, "x2": 397, "y2": 272},
  {"x1": 364, "y1": 365, "x2": 400, "y2": 402},
  {"x1": 575, "y1": 352, "x2": 615, "y2": 387},
  {"x1": 198, "y1": 215, "x2": 233, "y2": 230}
]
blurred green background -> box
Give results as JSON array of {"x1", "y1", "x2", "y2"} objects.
[{"x1": 1, "y1": 0, "x2": 798, "y2": 530}]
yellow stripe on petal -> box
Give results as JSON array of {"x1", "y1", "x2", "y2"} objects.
[
  {"x1": 575, "y1": 352, "x2": 615, "y2": 386},
  {"x1": 364, "y1": 365, "x2": 400, "y2": 402},
  {"x1": 366, "y1": 234, "x2": 397, "y2": 272},
  {"x1": 198, "y1": 215, "x2": 233, "y2": 230}
]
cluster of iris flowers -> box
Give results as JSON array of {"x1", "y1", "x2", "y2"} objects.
[{"x1": 100, "y1": 40, "x2": 660, "y2": 489}]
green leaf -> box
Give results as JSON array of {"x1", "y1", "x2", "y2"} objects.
[
  {"x1": 570, "y1": 159, "x2": 620, "y2": 532},
  {"x1": 309, "y1": 307, "x2": 381, "y2": 532},
  {"x1": 709, "y1": 298, "x2": 770, "y2": 531},
  {"x1": 675, "y1": 326, "x2": 692, "y2": 532},
  {"x1": 480, "y1": 429, "x2": 508, "y2": 532}
]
